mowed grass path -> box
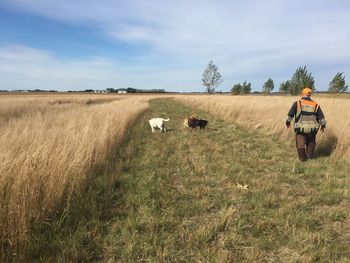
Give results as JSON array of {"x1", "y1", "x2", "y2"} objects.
[{"x1": 101, "y1": 99, "x2": 349, "y2": 262}]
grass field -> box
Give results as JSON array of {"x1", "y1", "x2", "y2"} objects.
[
  {"x1": 1, "y1": 94, "x2": 350, "y2": 262},
  {"x1": 0, "y1": 94, "x2": 155, "y2": 259},
  {"x1": 23, "y1": 98, "x2": 350, "y2": 262}
]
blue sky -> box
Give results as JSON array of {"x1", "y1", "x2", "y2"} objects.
[{"x1": 0, "y1": 0, "x2": 350, "y2": 92}]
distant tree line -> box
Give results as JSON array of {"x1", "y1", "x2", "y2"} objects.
[
  {"x1": 105, "y1": 87, "x2": 165, "y2": 93},
  {"x1": 202, "y1": 61, "x2": 348, "y2": 95},
  {"x1": 1, "y1": 89, "x2": 58, "y2": 93},
  {"x1": 2, "y1": 88, "x2": 167, "y2": 93},
  {"x1": 279, "y1": 66, "x2": 348, "y2": 94}
]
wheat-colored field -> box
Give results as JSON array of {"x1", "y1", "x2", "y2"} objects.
[
  {"x1": 1, "y1": 93, "x2": 349, "y2": 259},
  {"x1": 0, "y1": 93, "x2": 160, "y2": 254},
  {"x1": 176, "y1": 94, "x2": 350, "y2": 160}
]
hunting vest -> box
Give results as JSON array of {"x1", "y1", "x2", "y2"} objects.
[{"x1": 294, "y1": 99, "x2": 320, "y2": 134}]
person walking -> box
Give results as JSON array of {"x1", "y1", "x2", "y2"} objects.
[{"x1": 286, "y1": 88, "x2": 327, "y2": 161}]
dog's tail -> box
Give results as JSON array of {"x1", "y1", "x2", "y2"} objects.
[{"x1": 163, "y1": 118, "x2": 170, "y2": 122}]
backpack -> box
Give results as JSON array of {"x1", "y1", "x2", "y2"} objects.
[{"x1": 294, "y1": 100, "x2": 319, "y2": 134}]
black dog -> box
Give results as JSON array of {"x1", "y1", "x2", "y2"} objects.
[{"x1": 188, "y1": 118, "x2": 208, "y2": 129}]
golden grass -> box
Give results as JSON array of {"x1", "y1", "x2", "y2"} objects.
[
  {"x1": 176, "y1": 94, "x2": 350, "y2": 160},
  {"x1": 1, "y1": 92, "x2": 348, "y2": 258},
  {"x1": 0, "y1": 93, "x2": 162, "y2": 254}
]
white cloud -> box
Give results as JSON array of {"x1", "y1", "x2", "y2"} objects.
[
  {"x1": 0, "y1": 44, "x2": 52, "y2": 62},
  {"x1": 0, "y1": 44, "x2": 202, "y2": 91},
  {"x1": 0, "y1": 44, "x2": 124, "y2": 90},
  {"x1": 3, "y1": 0, "x2": 350, "y2": 56}
]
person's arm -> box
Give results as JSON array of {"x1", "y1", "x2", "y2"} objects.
[
  {"x1": 286, "y1": 101, "x2": 297, "y2": 127},
  {"x1": 316, "y1": 106, "x2": 326, "y2": 132}
]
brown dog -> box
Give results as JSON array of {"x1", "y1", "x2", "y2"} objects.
[{"x1": 183, "y1": 116, "x2": 208, "y2": 129}]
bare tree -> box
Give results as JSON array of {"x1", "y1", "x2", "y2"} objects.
[{"x1": 202, "y1": 60, "x2": 223, "y2": 94}]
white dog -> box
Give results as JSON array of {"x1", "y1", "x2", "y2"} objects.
[{"x1": 149, "y1": 118, "x2": 169, "y2": 133}]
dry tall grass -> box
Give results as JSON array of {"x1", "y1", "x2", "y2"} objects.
[
  {"x1": 0, "y1": 94, "x2": 158, "y2": 255},
  {"x1": 176, "y1": 94, "x2": 350, "y2": 160}
]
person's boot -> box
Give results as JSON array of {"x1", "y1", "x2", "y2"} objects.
[
  {"x1": 306, "y1": 142, "x2": 316, "y2": 159},
  {"x1": 297, "y1": 149, "x2": 307, "y2": 162}
]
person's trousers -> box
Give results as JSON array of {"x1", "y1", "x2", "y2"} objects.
[{"x1": 295, "y1": 134, "x2": 316, "y2": 161}]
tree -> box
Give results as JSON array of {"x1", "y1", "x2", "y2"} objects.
[
  {"x1": 241, "y1": 81, "x2": 251, "y2": 94},
  {"x1": 106, "y1": 88, "x2": 116, "y2": 93},
  {"x1": 127, "y1": 87, "x2": 137, "y2": 93},
  {"x1": 202, "y1": 60, "x2": 223, "y2": 94},
  {"x1": 280, "y1": 80, "x2": 291, "y2": 93},
  {"x1": 231, "y1": 83, "x2": 242, "y2": 95},
  {"x1": 289, "y1": 66, "x2": 315, "y2": 95},
  {"x1": 263, "y1": 78, "x2": 274, "y2": 93},
  {"x1": 280, "y1": 66, "x2": 315, "y2": 95},
  {"x1": 329, "y1": 72, "x2": 348, "y2": 93},
  {"x1": 231, "y1": 81, "x2": 251, "y2": 95}
]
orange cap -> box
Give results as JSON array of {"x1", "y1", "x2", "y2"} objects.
[{"x1": 302, "y1": 87, "x2": 312, "y2": 96}]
